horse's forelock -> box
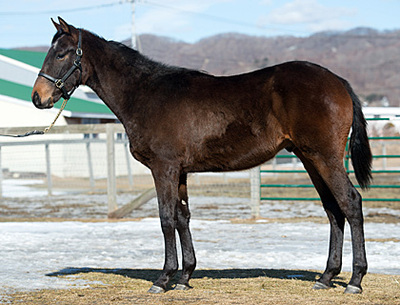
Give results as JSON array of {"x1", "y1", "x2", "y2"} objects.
[
  {"x1": 51, "y1": 31, "x2": 62, "y2": 45},
  {"x1": 51, "y1": 30, "x2": 72, "y2": 46}
]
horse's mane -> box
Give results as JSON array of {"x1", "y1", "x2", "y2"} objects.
[{"x1": 108, "y1": 39, "x2": 190, "y2": 75}]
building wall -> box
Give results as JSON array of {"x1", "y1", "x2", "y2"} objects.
[{"x1": 0, "y1": 95, "x2": 67, "y2": 128}]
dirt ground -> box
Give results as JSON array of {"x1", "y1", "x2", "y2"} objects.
[
  {"x1": 5, "y1": 269, "x2": 400, "y2": 304},
  {"x1": 1, "y1": 172, "x2": 399, "y2": 304}
]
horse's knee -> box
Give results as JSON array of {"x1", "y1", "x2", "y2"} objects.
[{"x1": 159, "y1": 214, "x2": 176, "y2": 235}]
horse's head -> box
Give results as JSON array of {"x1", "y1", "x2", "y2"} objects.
[{"x1": 32, "y1": 17, "x2": 83, "y2": 109}]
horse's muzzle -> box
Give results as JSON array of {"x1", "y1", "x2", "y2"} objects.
[{"x1": 32, "y1": 91, "x2": 54, "y2": 109}]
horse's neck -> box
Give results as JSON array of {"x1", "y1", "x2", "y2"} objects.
[{"x1": 83, "y1": 34, "x2": 152, "y2": 124}]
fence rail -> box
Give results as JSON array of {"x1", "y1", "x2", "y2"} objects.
[
  {"x1": 0, "y1": 124, "x2": 131, "y2": 214},
  {"x1": 258, "y1": 133, "x2": 400, "y2": 204},
  {"x1": 1, "y1": 121, "x2": 399, "y2": 219},
  {"x1": 0, "y1": 123, "x2": 253, "y2": 218}
]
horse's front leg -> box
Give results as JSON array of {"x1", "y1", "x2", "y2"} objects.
[{"x1": 148, "y1": 165, "x2": 180, "y2": 293}]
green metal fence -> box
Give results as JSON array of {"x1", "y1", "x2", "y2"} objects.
[{"x1": 260, "y1": 119, "x2": 400, "y2": 202}]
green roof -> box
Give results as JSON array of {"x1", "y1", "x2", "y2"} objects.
[
  {"x1": 0, "y1": 49, "x2": 47, "y2": 69},
  {"x1": 0, "y1": 78, "x2": 113, "y2": 115},
  {"x1": 0, "y1": 48, "x2": 114, "y2": 116}
]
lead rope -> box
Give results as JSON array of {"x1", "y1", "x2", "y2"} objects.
[
  {"x1": 0, "y1": 98, "x2": 69, "y2": 137},
  {"x1": 43, "y1": 98, "x2": 69, "y2": 133}
]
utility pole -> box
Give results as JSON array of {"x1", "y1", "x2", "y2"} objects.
[{"x1": 131, "y1": 0, "x2": 136, "y2": 49}]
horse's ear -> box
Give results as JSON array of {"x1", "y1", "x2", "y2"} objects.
[
  {"x1": 51, "y1": 17, "x2": 61, "y2": 32},
  {"x1": 57, "y1": 17, "x2": 71, "y2": 34}
]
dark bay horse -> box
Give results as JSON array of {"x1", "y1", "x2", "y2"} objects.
[{"x1": 32, "y1": 18, "x2": 372, "y2": 294}]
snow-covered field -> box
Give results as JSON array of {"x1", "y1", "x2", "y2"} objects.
[
  {"x1": 1, "y1": 179, "x2": 400, "y2": 295},
  {"x1": 1, "y1": 219, "x2": 400, "y2": 295}
]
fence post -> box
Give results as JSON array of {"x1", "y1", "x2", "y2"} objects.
[
  {"x1": 250, "y1": 166, "x2": 261, "y2": 218},
  {"x1": 86, "y1": 141, "x2": 95, "y2": 190},
  {"x1": 0, "y1": 146, "x2": 3, "y2": 199},
  {"x1": 124, "y1": 142, "x2": 133, "y2": 189},
  {"x1": 107, "y1": 124, "x2": 117, "y2": 214},
  {"x1": 382, "y1": 142, "x2": 387, "y2": 170},
  {"x1": 45, "y1": 143, "x2": 52, "y2": 196}
]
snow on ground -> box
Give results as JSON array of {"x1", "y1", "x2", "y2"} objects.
[
  {"x1": 1, "y1": 179, "x2": 66, "y2": 197},
  {"x1": 1, "y1": 219, "x2": 400, "y2": 295},
  {"x1": 1, "y1": 179, "x2": 400, "y2": 295}
]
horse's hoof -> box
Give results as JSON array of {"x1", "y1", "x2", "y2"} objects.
[
  {"x1": 174, "y1": 284, "x2": 192, "y2": 291},
  {"x1": 148, "y1": 285, "x2": 165, "y2": 294},
  {"x1": 344, "y1": 284, "x2": 362, "y2": 294},
  {"x1": 312, "y1": 281, "x2": 330, "y2": 290}
]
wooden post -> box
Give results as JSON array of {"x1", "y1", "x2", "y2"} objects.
[
  {"x1": 108, "y1": 188, "x2": 156, "y2": 219},
  {"x1": 250, "y1": 166, "x2": 261, "y2": 218},
  {"x1": 382, "y1": 142, "x2": 387, "y2": 170},
  {"x1": 0, "y1": 146, "x2": 3, "y2": 199},
  {"x1": 45, "y1": 143, "x2": 52, "y2": 196},
  {"x1": 86, "y1": 141, "x2": 95, "y2": 190},
  {"x1": 124, "y1": 142, "x2": 133, "y2": 189},
  {"x1": 106, "y1": 124, "x2": 117, "y2": 214}
]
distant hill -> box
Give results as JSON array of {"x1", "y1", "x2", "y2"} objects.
[{"x1": 19, "y1": 27, "x2": 400, "y2": 106}]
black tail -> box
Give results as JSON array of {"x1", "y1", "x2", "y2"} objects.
[{"x1": 340, "y1": 78, "x2": 372, "y2": 189}]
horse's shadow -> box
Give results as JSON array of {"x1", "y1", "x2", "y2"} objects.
[{"x1": 46, "y1": 268, "x2": 347, "y2": 288}]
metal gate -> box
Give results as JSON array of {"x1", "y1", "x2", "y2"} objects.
[{"x1": 259, "y1": 119, "x2": 400, "y2": 203}]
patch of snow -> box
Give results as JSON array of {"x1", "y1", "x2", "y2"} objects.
[
  {"x1": 0, "y1": 219, "x2": 399, "y2": 294},
  {"x1": 1, "y1": 179, "x2": 65, "y2": 197}
]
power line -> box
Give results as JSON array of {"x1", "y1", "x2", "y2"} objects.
[
  {"x1": 0, "y1": 0, "x2": 309, "y2": 36},
  {"x1": 0, "y1": 2, "x2": 120, "y2": 16},
  {"x1": 135, "y1": 1, "x2": 400, "y2": 40},
  {"x1": 1, "y1": 0, "x2": 399, "y2": 42},
  {"x1": 141, "y1": 0, "x2": 309, "y2": 36}
]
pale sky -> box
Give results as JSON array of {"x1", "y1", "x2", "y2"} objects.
[{"x1": 1, "y1": 0, "x2": 400, "y2": 48}]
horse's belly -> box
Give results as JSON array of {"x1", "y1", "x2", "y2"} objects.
[{"x1": 185, "y1": 135, "x2": 283, "y2": 172}]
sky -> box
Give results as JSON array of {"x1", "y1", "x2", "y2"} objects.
[{"x1": 1, "y1": 0, "x2": 400, "y2": 49}]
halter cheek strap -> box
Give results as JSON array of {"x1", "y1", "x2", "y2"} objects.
[{"x1": 38, "y1": 30, "x2": 83, "y2": 100}]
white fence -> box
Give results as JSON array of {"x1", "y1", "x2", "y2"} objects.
[
  {"x1": 0, "y1": 124, "x2": 150, "y2": 212},
  {"x1": 0, "y1": 124, "x2": 260, "y2": 218}
]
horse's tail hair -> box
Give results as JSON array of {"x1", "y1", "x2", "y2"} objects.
[{"x1": 340, "y1": 77, "x2": 372, "y2": 189}]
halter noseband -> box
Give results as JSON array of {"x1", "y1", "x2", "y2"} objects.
[{"x1": 38, "y1": 30, "x2": 83, "y2": 100}]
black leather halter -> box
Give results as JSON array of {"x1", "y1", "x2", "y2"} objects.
[{"x1": 38, "y1": 30, "x2": 83, "y2": 100}]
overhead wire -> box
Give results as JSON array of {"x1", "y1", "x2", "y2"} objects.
[
  {"x1": 0, "y1": 2, "x2": 120, "y2": 15},
  {"x1": 139, "y1": 0, "x2": 309, "y2": 36},
  {"x1": 1, "y1": 0, "x2": 400, "y2": 79},
  {"x1": 1, "y1": 0, "x2": 399, "y2": 40}
]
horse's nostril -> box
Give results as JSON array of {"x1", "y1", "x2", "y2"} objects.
[
  {"x1": 32, "y1": 91, "x2": 38, "y2": 103},
  {"x1": 32, "y1": 91, "x2": 42, "y2": 108}
]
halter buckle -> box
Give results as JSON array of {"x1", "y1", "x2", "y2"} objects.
[{"x1": 55, "y1": 79, "x2": 64, "y2": 89}]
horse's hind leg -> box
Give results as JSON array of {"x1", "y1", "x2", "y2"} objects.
[
  {"x1": 295, "y1": 149, "x2": 367, "y2": 293},
  {"x1": 174, "y1": 173, "x2": 197, "y2": 290},
  {"x1": 294, "y1": 149, "x2": 345, "y2": 289}
]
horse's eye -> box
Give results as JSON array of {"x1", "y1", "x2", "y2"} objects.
[{"x1": 56, "y1": 53, "x2": 66, "y2": 60}]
